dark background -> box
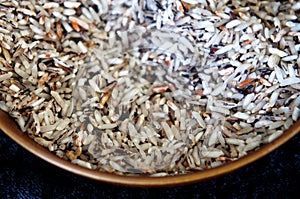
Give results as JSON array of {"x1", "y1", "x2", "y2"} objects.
[{"x1": 0, "y1": 130, "x2": 299, "y2": 199}]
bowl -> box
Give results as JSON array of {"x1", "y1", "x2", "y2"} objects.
[
  {"x1": 1, "y1": 0, "x2": 299, "y2": 187},
  {"x1": 1, "y1": 109, "x2": 299, "y2": 187}
]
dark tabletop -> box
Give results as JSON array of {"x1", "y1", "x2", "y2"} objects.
[{"x1": 0, "y1": 130, "x2": 299, "y2": 199}]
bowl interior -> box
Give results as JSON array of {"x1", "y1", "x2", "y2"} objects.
[{"x1": 0, "y1": 110, "x2": 299, "y2": 187}]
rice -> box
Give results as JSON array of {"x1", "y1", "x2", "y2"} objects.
[{"x1": 0, "y1": 0, "x2": 299, "y2": 176}]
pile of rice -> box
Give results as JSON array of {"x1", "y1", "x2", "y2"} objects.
[{"x1": 0, "y1": 0, "x2": 299, "y2": 176}]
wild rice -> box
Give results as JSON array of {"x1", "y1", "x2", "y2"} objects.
[{"x1": 0, "y1": 0, "x2": 299, "y2": 176}]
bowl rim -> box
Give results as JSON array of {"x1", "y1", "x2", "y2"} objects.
[{"x1": 0, "y1": 110, "x2": 299, "y2": 187}]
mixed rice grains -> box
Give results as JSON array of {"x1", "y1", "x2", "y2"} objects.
[{"x1": 0, "y1": 0, "x2": 299, "y2": 176}]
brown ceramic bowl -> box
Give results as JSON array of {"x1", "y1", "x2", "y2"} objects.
[{"x1": 0, "y1": 109, "x2": 299, "y2": 187}]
